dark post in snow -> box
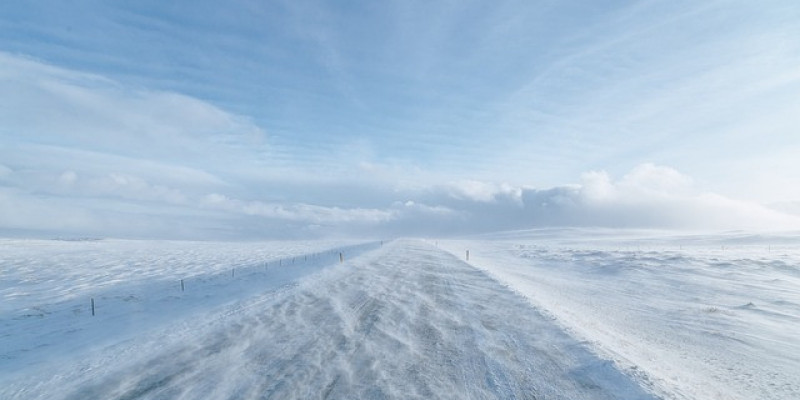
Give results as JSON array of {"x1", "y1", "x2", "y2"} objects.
[
  {"x1": 466, "y1": 250, "x2": 470, "y2": 261},
  {"x1": 181, "y1": 279, "x2": 185, "y2": 292},
  {"x1": 339, "y1": 252, "x2": 344, "y2": 263},
  {"x1": 91, "y1": 298, "x2": 95, "y2": 316},
  {"x1": 232, "y1": 268, "x2": 235, "y2": 278}
]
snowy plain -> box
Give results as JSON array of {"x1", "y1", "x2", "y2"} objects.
[
  {"x1": 0, "y1": 239, "x2": 375, "y2": 386},
  {"x1": 1, "y1": 230, "x2": 798, "y2": 399},
  {"x1": 439, "y1": 229, "x2": 800, "y2": 400},
  {"x1": 2, "y1": 236, "x2": 657, "y2": 399}
]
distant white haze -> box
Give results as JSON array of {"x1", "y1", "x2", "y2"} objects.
[{"x1": 2, "y1": 1, "x2": 800, "y2": 239}]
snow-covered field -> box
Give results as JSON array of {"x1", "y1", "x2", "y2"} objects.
[
  {"x1": 439, "y1": 229, "x2": 800, "y2": 400},
  {"x1": 2, "y1": 231, "x2": 798, "y2": 399},
  {"x1": 0, "y1": 239, "x2": 374, "y2": 383}
]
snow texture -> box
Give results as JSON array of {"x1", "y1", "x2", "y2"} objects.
[
  {"x1": 2, "y1": 238, "x2": 657, "y2": 399},
  {"x1": 1, "y1": 239, "x2": 372, "y2": 377},
  {"x1": 439, "y1": 229, "x2": 800, "y2": 400},
  {"x1": 3, "y1": 230, "x2": 798, "y2": 399}
]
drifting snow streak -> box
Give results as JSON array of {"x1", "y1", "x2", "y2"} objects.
[
  {"x1": 8, "y1": 240, "x2": 655, "y2": 399},
  {"x1": 0, "y1": 240, "x2": 378, "y2": 375}
]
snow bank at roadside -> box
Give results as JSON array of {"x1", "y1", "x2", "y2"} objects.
[{"x1": 439, "y1": 229, "x2": 800, "y2": 400}]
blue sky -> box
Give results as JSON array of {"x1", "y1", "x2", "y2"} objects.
[{"x1": 2, "y1": 0, "x2": 800, "y2": 238}]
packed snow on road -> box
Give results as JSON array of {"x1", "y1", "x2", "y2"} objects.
[{"x1": 2, "y1": 230, "x2": 798, "y2": 399}]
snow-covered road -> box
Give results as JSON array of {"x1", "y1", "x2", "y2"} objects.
[{"x1": 4, "y1": 239, "x2": 657, "y2": 399}]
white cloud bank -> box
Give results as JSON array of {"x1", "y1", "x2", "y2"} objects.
[
  {"x1": 3, "y1": 159, "x2": 797, "y2": 239},
  {"x1": 383, "y1": 164, "x2": 800, "y2": 236},
  {"x1": 539, "y1": 164, "x2": 800, "y2": 231}
]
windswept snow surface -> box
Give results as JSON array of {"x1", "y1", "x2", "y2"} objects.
[
  {"x1": 2, "y1": 239, "x2": 657, "y2": 399},
  {"x1": 0, "y1": 239, "x2": 374, "y2": 379},
  {"x1": 439, "y1": 229, "x2": 800, "y2": 400}
]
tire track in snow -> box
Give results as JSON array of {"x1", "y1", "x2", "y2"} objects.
[{"x1": 26, "y1": 239, "x2": 658, "y2": 400}]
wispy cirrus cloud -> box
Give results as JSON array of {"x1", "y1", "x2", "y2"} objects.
[{"x1": 2, "y1": 2, "x2": 800, "y2": 239}]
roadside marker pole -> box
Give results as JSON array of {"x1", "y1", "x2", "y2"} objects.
[{"x1": 91, "y1": 298, "x2": 95, "y2": 316}]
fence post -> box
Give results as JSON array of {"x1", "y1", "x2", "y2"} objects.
[
  {"x1": 181, "y1": 279, "x2": 184, "y2": 292},
  {"x1": 466, "y1": 250, "x2": 469, "y2": 261},
  {"x1": 91, "y1": 298, "x2": 95, "y2": 316},
  {"x1": 339, "y1": 252, "x2": 343, "y2": 263}
]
